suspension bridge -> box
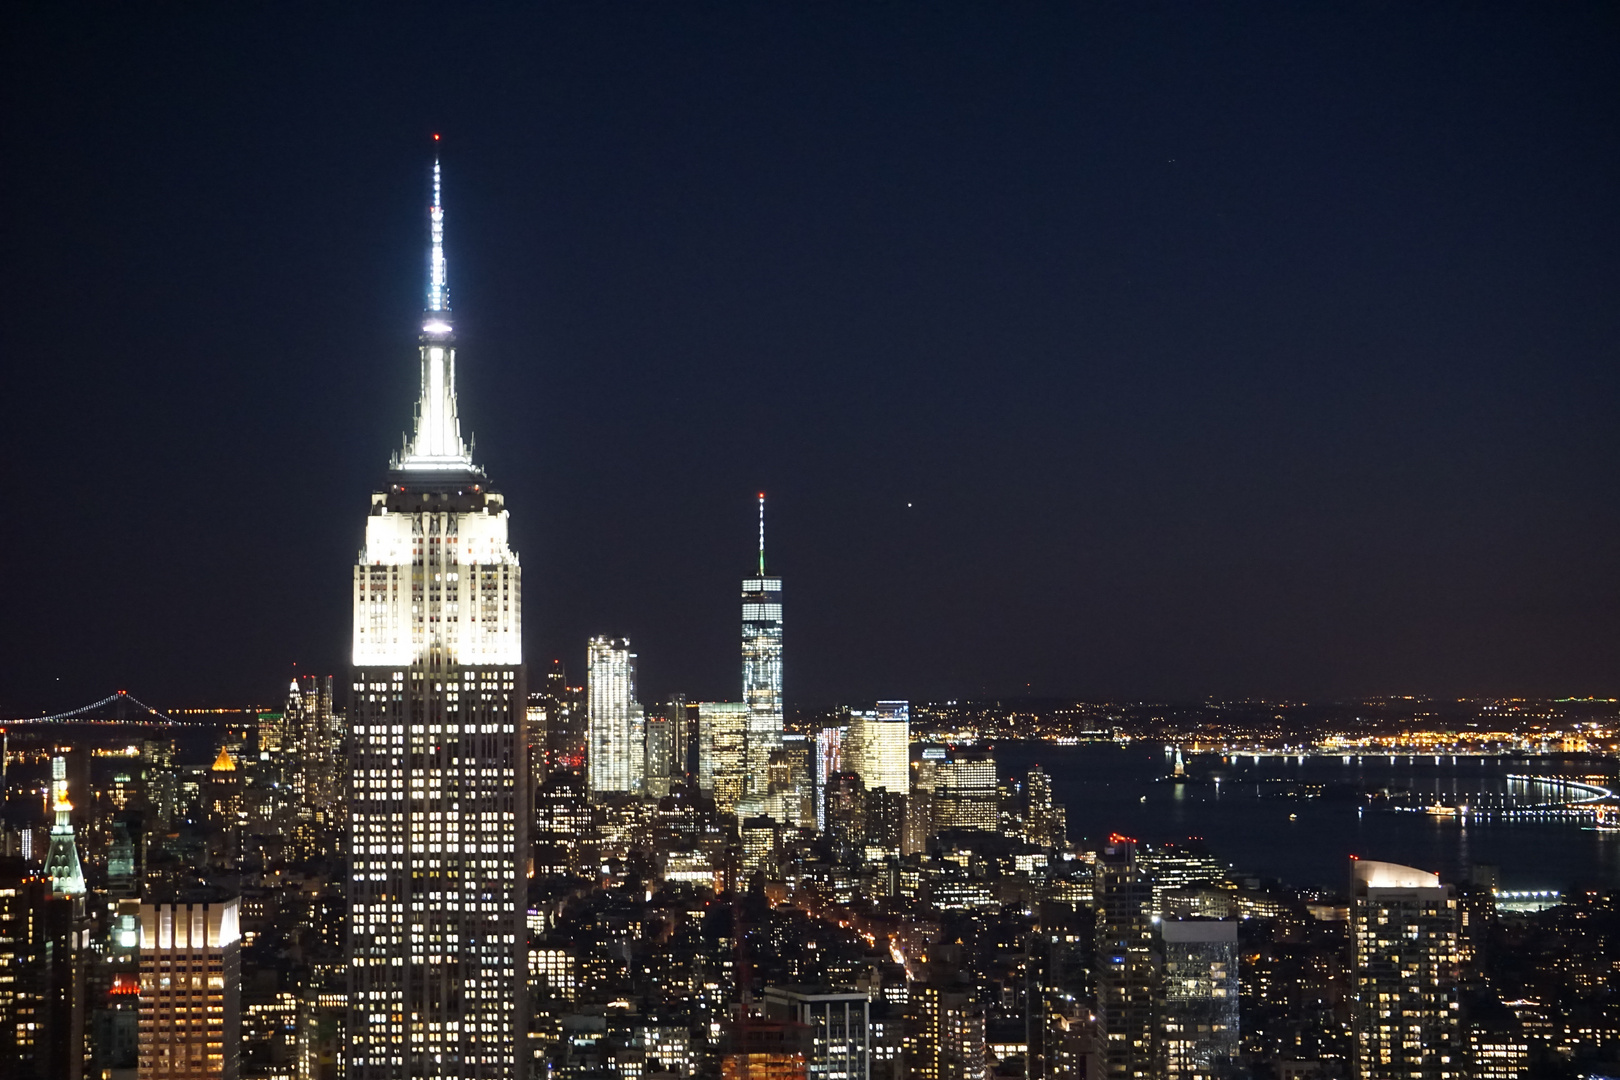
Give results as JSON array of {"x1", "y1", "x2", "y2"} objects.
[{"x1": 3, "y1": 691, "x2": 211, "y2": 729}]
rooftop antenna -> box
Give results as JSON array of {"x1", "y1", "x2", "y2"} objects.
[{"x1": 757, "y1": 492, "x2": 766, "y2": 576}]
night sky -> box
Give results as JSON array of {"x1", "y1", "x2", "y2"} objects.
[{"x1": 4, "y1": 5, "x2": 1619, "y2": 711}]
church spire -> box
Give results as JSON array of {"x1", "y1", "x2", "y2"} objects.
[{"x1": 395, "y1": 138, "x2": 476, "y2": 474}]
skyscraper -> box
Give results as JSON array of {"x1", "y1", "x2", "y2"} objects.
[
  {"x1": 587, "y1": 637, "x2": 644, "y2": 798},
  {"x1": 742, "y1": 494, "x2": 784, "y2": 798},
  {"x1": 1095, "y1": 839, "x2": 1158, "y2": 1079},
  {"x1": 1159, "y1": 920, "x2": 1239, "y2": 1079},
  {"x1": 1349, "y1": 859, "x2": 1462, "y2": 1080},
  {"x1": 137, "y1": 894, "x2": 242, "y2": 1080},
  {"x1": 698, "y1": 701, "x2": 750, "y2": 816},
  {"x1": 844, "y1": 702, "x2": 910, "y2": 795},
  {"x1": 347, "y1": 152, "x2": 528, "y2": 1079},
  {"x1": 932, "y1": 748, "x2": 999, "y2": 833},
  {"x1": 286, "y1": 675, "x2": 339, "y2": 859}
]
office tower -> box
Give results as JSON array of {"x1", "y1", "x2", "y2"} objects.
[
  {"x1": 533, "y1": 772, "x2": 594, "y2": 878},
  {"x1": 347, "y1": 154, "x2": 528, "y2": 1079},
  {"x1": 1096, "y1": 840, "x2": 1158, "y2": 1079},
  {"x1": 845, "y1": 703, "x2": 910, "y2": 795},
  {"x1": 285, "y1": 676, "x2": 338, "y2": 859},
  {"x1": 1349, "y1": 860, "x2": 1462, "y2": 1080},
  {"x1": 814, "y1": 727, "x2": 844, "y2": 831},
  {"x1": 33, "y1": 758, "x2": 90, "y2": 1077},
  {"x1": 45, "y1": 756, "x2": 87, "y2": 899},
  {"x1": 587, "y1": 637, "x2": 644, "y2": 798},
  {"x1": 1159, "y1": 920, "x2": 1238, "y2": 1079},
  {"x1": 904, "y1": 756, "x2": 937, "y2": 856},
  {"x1": 741, "y1": 816, "x2": 781, "y2": 877},
  {"x1": 764, "y1": 985, "x2": 872, "y2": 1080},
  {"x1": 209, "y1": 746, "x2": 241, "y2": 865},
  {"x1": 145, "y1": 738, "x2": 178, "y2": 835},
  {"x1": 138, "y1": 895, "x2": 242, "y2": 1079},
  {"x1": 742, "y1": 494, "x2": 784, "y2": 798},
  {"x1": 932, "y1": 749, "x2": 998, "y2": 832},
  {"x1": 699, "y1": 702, "x2": 750, "y2": 815},
  {"x1": 644, "y1": 704, "x2": 682, "y2": 800},
  {"x1": 823, "y1": 773, "x2": 867, "y2": 863},
  {"x1": 668, "y1": 692, "x2": 693, "y2": 780},
  {"x1": 531, "y1": 660, "x2": 587, "y2": 776},
  {"x1": 779, "y1": 732, "x2": 815, "y2": 826}
]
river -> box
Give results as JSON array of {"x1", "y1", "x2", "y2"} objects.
[{"x1": 992, "y1": 740, "x2": 1620, "y2": 893}]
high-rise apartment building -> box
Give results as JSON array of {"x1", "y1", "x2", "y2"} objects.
[
  {"x1": 905, "y1": 966, "x2": 987, "y2": 1080},
  {"x1": 347, "y1": 154, "x2": 528, "y2": 1079},
  {"x1": 1159, "y1": 920, "x2": 1238, "y2": 1079},
  {"x1": 587, "y1": 637, "x2": 643, "y2": 798},
  {"x1": 1024, "y1": 766, "x2": 1065, "y2": 850},
  {"x1": 1096, "y1": 840, "x2": 1158, "y2": 1079},
  {"x1": 742, "y1": 495, "x2": 784, "y2": 800},
  {"x1": 845, "y1": 703, "x2": 910, "y2": 795},
  {"x1": 1349, "y1": 860, "x2": 1462, "y2": 1080},
  {"x1": 137, "y1": 894, "x2": 241, "y2": 1080}
]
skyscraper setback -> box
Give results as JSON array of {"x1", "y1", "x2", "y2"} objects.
[{"x1": 347, "y1": 154, "x2": 527, "y2": 1079}]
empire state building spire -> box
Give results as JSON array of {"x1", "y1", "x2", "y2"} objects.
[{"x1": 395, "y1": 143, "x2": 475, "y2": 473}]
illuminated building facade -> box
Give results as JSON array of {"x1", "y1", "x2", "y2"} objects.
[
  {"x1": 723, "y1": 1019, "x2": 811, "y2": 1080},
  {"x1": 643, "y1": 702, "x2": 684, "y2": 800},
  {"x1": 1160, "y1": 920, "x2": 1238, "y2": 1079},
  {"x1": 932, "y1": 749, "x2": 998, "y2": 832},
  {"x1": 347, "y1": 155, "x2": 527, "y2": 1079},
  {"x1": 44, "y1": 755, "x2": 87, "y2": 899},
  {"x1": 763, "y1": 986, "x2": 872, "y2": 1080},
  {"x1": 742, "y1": 495, "x2": 784, "y2": 799},
  {"x1": 1349, "y1": 860, "x2": 1462, "y2": 1080},
  {"x1": 1096, "y1": 840, "x2": 1157, "y2": 1079},
  {"x1": 285, "y1": 675, "x2": 339, "y2": 856},
  {"x1": 587, "y1": 637, "x2": 644, "y2": 798},
  {"x1": 845, "y1": 703, "x2": 909, "y2": 795},
  {"x1": 813, "y1": 726, "x2": 844, "y2": 831},
  {"x1": 905, "y1": 979, "x2": 987, "y2": 1080},
  {"x1": 699, "y1": 702, "x2": 749, "y2": 815},
  {"x1": 137, "y1": 896, "x2": 242, "y2": 1080},
  {"x1": 1024, "y1": 765, "x2": 1065, "y2": 849}
]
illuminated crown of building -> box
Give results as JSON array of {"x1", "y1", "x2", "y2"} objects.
[
  {"x1": 43, "y1": 755, "x2": 86, "y2": 897},
  {"x1": 354, "y1": 150, "x2": 521, "y2": 668},
  {"x1": 393, "y1": 155, "x2": 476, "y2": 474}
]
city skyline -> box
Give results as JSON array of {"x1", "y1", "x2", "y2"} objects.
[
  {"x1": 4, "y1": 9, "x2": 1620, "y2": 1080},
  {"x1": 7, "y1": 7, "x2": 1620, "y2": 709}
]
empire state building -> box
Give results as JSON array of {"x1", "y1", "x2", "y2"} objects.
[{"x1": 347, "y1": 155, "x2": 527, "y2": 1079}]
